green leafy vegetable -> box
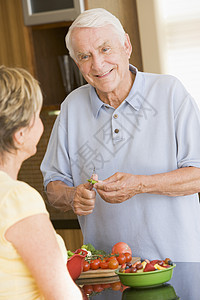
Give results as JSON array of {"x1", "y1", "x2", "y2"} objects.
[
  {"x1": 67, "y1": 250, "x2": 75, "y2": 258},
  {"x1": 81, "y1": 243, "x2": 106, "y2": 256},
  {"x1": 87, "y1": 179, "x2": 98, "y2": 184},
  {"x1": 81, "y1": 243, "x2": 95, "y2": 252}
]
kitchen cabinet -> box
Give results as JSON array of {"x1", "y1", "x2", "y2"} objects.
[
  {"x1": 0, "y1": 0, "x2": 142, "y2": 105},
  {"x1": 0, "y1": 0, "x2": 34, "y2": 73}
]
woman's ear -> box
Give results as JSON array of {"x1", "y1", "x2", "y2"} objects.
[
  {"x1": 124, "y1": 33, "x2": 132, "y2": 59},
  {"x1": 13, "y1": 128, "x2": 26, "y2": 146}
]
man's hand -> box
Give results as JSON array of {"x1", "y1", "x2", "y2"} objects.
[
  {"x1": 73, "y1": 182, "x2": 96, "y2": 215},
  {"x1": 94, "y1": 172, "x2": 141, "y2": 204},
  {"x1": 46, "y1": 180, "x2": 96, "y2": 215},
  {"x1": 94, "y1": 167, "x2": 200, "y2": 203}
]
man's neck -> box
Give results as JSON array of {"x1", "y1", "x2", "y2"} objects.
[{"x1": 96, "y1": 72, "x2": 135, "y2": 109}]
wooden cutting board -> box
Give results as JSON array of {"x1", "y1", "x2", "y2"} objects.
[
  {"x1": 76, "y1": 275, "x2": 121, "y2": 285},
  {"x1": 79, "y1": 257, "x2": 140, "y2": 279}
]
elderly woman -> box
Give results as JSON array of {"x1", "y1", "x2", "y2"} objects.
[{"x1": 0, "y1": 66, "x2": 82, "y2": 299}]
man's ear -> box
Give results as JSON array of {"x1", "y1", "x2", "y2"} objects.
[
  {"x1": 13, "y1": 128, "x2": 26, "y2": 146},
  {"x1": 124, "y1": 33, "x2": 132, "y2": 59}
]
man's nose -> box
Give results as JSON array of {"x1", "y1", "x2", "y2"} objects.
[{"x1": 92, "y1": 54, "x2": 104, "y2": 70}]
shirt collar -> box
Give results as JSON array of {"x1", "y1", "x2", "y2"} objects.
[
  {"x1": 125, "y1": 65, "x2": 144, "y2": 111},
  {"x1": 89, "y1": 64, "x2": 143, "y2": 118},
  {"x1": 90, "y1": 86, "x2": 104, "y2": 118}
]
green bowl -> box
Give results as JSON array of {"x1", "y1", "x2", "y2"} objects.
[
  {"x1": 115, "y1": 264, "x2": 176, "y2": 288},
  {"x1": 122, "y1": 284, "x2": 179, "y2": 300}
]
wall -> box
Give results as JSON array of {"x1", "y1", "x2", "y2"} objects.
[{"x1": 136, "y1": 0, "x2": 164, "y2": 73}]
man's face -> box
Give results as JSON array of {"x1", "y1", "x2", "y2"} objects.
[{"x1": 71, "y1": 25, "x2": 132, "y2": 98}]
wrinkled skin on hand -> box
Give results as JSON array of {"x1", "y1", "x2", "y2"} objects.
[
  {"x1": 94, "y1": 172, "x2": 142, "y2": 204},
  {"x1": 73, "y1": 182, "x2": 96, "y2": 216},
  {"x1": 73, "y1": 173, "x2": 99, "y2": 216}
]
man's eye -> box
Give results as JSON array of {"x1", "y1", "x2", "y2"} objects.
[
  {"x1": 79, "y1": 54, "x2": 89, "y2": 61},
  {"x1": 102, "y1": 47, "x2": 110, "y2": 53}
]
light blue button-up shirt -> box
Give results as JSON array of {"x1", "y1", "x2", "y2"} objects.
[{"x1": 41, "y1": 65, "x2": 200, "y2": 261}]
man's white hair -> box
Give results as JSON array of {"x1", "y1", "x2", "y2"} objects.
[{"x1": 65, "y1": 8, "x2": 126, "y2": 60}]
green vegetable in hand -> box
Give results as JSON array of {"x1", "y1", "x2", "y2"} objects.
[{"x1": 87, "y1": 179, "x2": 98, "y2": 184}]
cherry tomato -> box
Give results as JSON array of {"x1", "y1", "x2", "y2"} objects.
[
  {"x1": 106, "y1": 256, "x2": 117, "y2": 262},
  {"x1": 83, "y1": 284, "x2": 93, "y2": 295},
  {"x1": 111, "y1": 281, "x2": 122, "y2": 291},
  {"x1": 83, "y1": 260, "x2": 90, "y2": 272},
  {"x1": 125, "y1": 268, "x2": 131, "y2": 273},
  {"x1": 108, "y1": 259, "x2": 119, "y2": 269},
  {"x1": 112, "y1": 242, "x2": 132, "y2": 256},
  {"x1": 101, "y1": 283, "x2": 111, "y2": 289},
  {"x1": 116, "y1": 253, "x2": 126, "y2": 265},
  {"x1": 130, "y1": 266, "x2": 137, "y2": 273},
  {"x1": 90, "y1": 259, "x2": 100, "y2": 270},
  {"x1": 136, "y1": 263, "x2": 143, "y2": 270},
  {"x1": 124, "y1": 252, "x2": 132, "y2": 263},
  {"x1": 92, "y1": 284, "x2": 104, "y2": 293},
  {"x1": 100, "y1": 260, "x2": 109, "y2": 269}
]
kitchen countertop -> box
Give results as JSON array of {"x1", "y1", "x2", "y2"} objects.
[{"x1": 77, "y1": 262, "x2": 200, "y2": 299}]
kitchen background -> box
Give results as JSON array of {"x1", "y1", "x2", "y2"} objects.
[{"x1": 0, "y1": 0, "x2": 199, "y2": 250}]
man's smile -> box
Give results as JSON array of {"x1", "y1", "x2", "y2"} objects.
[{"x1": 95, "y1": 69, "x2": 113, "y2": 78}]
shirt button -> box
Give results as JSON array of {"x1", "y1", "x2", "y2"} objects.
[
  {"x1": 114, "y1": 129, "x2": 119, "y2": 133},
  {"x1": 113, "y1": 114, "x2": 118, "y2": 119}
]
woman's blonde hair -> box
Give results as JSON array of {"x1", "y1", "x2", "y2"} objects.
[
  {"x1": 0, "y1": 65, "x2": 43, "y2": 155},
  {"x1": 65, "y1": 8, "x2": 126, "y2": 60}
]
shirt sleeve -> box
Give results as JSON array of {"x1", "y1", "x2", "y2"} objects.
[
  {"x1": 175, "y1": 94, "x2": 200, "y2": 169},
  {"x1": 0, "y1": 181, "x2": 49, "y2": 238},
  {"x1": 40, "y1": 111, "x2": 74, "y2": 189}
]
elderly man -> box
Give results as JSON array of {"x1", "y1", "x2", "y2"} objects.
[{"x1": 41, "y1": 8, "x2": 200, "y2": 261}]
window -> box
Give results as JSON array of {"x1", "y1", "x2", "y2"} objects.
[{"x1": 136, "y1": 0, "x2": 200, "y2": 107}]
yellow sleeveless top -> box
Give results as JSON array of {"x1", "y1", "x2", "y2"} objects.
[{"x1": 0, "y1": 171, "x2": 67, "y2": 299}]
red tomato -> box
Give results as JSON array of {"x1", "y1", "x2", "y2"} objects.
[
  {"x1": 101, "y1": 283, "x2": 111, "y2": 289},
  {"x1": 90, "y1": 259, "x2": 100, "y2": 270},
  {"x1": 116, "y1": 253, "x2": 126, "y2": 265},
  {"x1": 83, "y1": 260, "x2": 90, "y2": 272},
  {"x1": 106, "y1": 256, "x2": 117, "y2": 262},
  {"x1": 112, "y1": 242, "x2": 132, "y2": 256},
  {"x1": 111, "y1": 282, "x2": 122, "y2": 291},
  {"x1": 124, "y1": 252, "x2": 132, "y2": 263},
  {"x1": 108, "y1": 259, "x2": 119, "y2": 269},
  {"x1": 83, "y1": 284, "x2": 93, "y2": 295},
  {"x1": 125, "y1": 268, "x2": 131, "y2": 273},
  {"x1": 100, "y1": 260, "x2": 109, "y2": 269},
  {"x1": 92, "y1": 284, "x2": 104, "y2": 293}
]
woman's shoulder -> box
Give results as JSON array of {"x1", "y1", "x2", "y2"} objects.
[{"x1": 0, "y1": 175, "x2": 48, "y2": 219}]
